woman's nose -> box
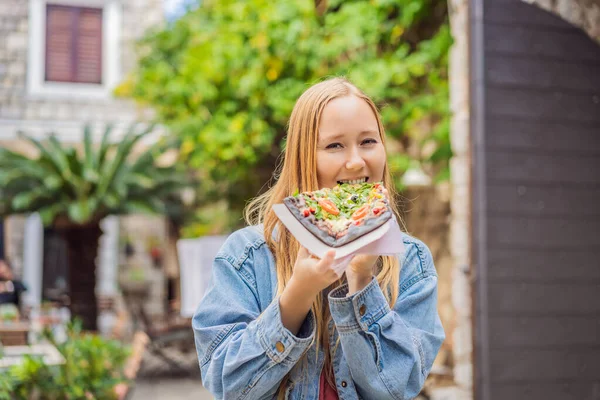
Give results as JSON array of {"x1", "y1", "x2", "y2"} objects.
[{"x1": 345, "y1": 149, "x2": 366, "y2": 170}]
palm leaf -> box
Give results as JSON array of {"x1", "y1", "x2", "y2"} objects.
[
  {"x1": 16, "y1": 132, "x2": 65, "y2": 177},
  {"x1": 46, "y1": 135, "x2": 76, "y2": 180},
  {"x1": 67, "y1": 198, "x2": 98, "y2": 224},
  {"x1": 11, "y1": 187, "x2": 52, "y2": 212},
  {"x1": 82, "y1": 124, "x2": 98, "y2": 182},
  {"x1": 6, "y1": 159, "x2": 49, "y2": 182},
  {"x1": 65, "y1": 147, "x2": 83, "y2": 179},
  {"x1": 122, "y1": 200, "x2": 161, "y2": 215},
  {"x1": 0, "y1": 147, "x2": 34, "y2": 166},
  {"x1": 0, "y1": 166, "x2": 43, "y2": 188},
  {"x1": 126, "y1": 173, "x2": 156, "y2": 189},
  {"x1": 97, "y1": 123, "x2": 114, "y2": 170},
  {"x1": 128, "y1": 136, "x2": 170, "y2": 173},
  {"x1": 43, "y1": 175, "x2": 63, "y2": 191},
  {"x1": 97, "y1": 124, "x2": 154, "y2": 198},
  {"x1": 0, "y1": 178, "x2": 38, "y2": 200},
  {"x1": 4, "y1": 123, "x2": 189, "y2": 225},
  {"x1": 38, "y1": 203, "x2": 66, "y2": 226},
  {"x1": 33, "y1": 135, "x2": 83, "y2": 197}
]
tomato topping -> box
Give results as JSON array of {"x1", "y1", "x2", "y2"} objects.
[
  {"x1": 353, "y1": 220, "x2": 362, "y2": 226},
  {"x1": 318, "y1": 199, "x2": 339, "y2": 215},
  {"x1": 310, "y1": 207, "x2": 316, "y2": 214},
  {"x1": 373, "y1": 208, "x2": 382, "y2": 215},
  {"x1": 303, "y1": 209, "x2": 310, "y2": 217},
  {"x1": 352, "y1": 204, "x2": 369, "y2": 220}
]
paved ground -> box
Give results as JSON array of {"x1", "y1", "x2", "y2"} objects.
[
  {"x1": 128, "y1": 345, "x2": 443, "y2": 399},
  {"x1": 129, "y1": 343, "x2": 214, "y2": 399},
  {"x1": 131, "y1": 378, "x2": 213, "y2": 400}
]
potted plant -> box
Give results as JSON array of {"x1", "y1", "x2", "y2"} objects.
[
  {"x1": 0, "y1": 124, "x2": 189, "y2": 330},
  {"x1": 0, "y1": 319, "x2": 131, "y2": 400}
]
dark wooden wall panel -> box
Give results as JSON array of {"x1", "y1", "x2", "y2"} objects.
[
  {"x1": 487, "y1": 249, "x2": 600, "y2": 281},
  {"x1": 486, "y1": 152, "x2": 600, "y2": 184},
  {"x1": 489, "y1": 349, "x2": 600, "y2": 381},
  {"x1": 486, "y1": 119, "x2": 600, "y2": 155},
  {"x1": 484, "y1": 1, "x2": 577, "y2": 30},
  {"x1": 486, "y1": 88, "x2": 600, "y2": 123},
  {"x1": 474, "y1": 0, "x2": 600, "y2": 398},
  {"x1": 490, "y1": 383, "x2": 600, "y2": 400},
  {"x1": 487, "y1": 185, "x2": 600, "y2": 217},
  {"x1": 489, "y1": 316, "x2": 600, "y2": 348},
  {"x1": 485, "y1": 24, "x2": 600, "y2": 63},
  {"x1": 487, "y1": 216, "x2": 600, "y2": 248},
  {"x1": 486, "y1": 282, "x2": 600, "y2": 315},
  {"x1": 486, "y1": 55, "x2": 600, "y2": 92}
]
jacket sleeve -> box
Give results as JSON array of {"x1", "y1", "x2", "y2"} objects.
[
  {"x1": 192, "y1": 254, "x2": 315, "y2": 400},
  {"x1": 328, "y1": 241, "x2": 445, "y2": 400}
]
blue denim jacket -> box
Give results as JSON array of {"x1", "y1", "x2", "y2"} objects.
[{"x1": 193, "y1": 225, "x2": 445, "y2": 400}]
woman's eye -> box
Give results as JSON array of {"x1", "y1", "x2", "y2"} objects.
[
  {"x1": 326, "y1": 143, "x2": 343, "y2": 150},
  {"x1": 362, "y1": 138, "x2": 378, "y2": 145}
]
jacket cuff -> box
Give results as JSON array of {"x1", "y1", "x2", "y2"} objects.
[
  {"x1": 328, "y1": 277, "x2": 391, "y2": 333},
  {"x1": 257, "y1": 296, "x2": 315, "y2": 363}
]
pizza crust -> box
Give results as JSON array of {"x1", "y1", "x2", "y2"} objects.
[{"x1": 283, "y1": 195, "x2": 392, "y2": 248}]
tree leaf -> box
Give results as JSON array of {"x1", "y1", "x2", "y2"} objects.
[{"x1": 120, "y1": 0, "x2": 451, "y2": 234}]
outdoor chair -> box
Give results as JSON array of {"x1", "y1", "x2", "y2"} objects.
[{"x1": 127, "y1": 298, "x2": 196, "y2": 377}]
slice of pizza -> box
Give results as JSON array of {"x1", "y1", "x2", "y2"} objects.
[{"x1": 283, "y1": 182, "x2": 392, "y2": 247}]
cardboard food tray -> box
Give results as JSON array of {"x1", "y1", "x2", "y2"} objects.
[{"x1": 273, "y1": 204, "x2": 404, "y2": 273}]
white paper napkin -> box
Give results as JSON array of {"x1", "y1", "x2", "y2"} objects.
[{"x1": 273, "y1": 204, "x2": 404, "y2": 276}]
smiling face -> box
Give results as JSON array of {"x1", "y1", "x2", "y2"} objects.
[{"x1": 316, "y1": 95, "x2": 387, "y2": 189}]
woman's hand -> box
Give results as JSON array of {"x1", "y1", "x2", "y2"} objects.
[
  {"x1": 279, "y1": 248, "x2": 338, "y2": 334},
  {"x1": 345, "y1": 254, "x2": 378, "y2": 296},
  {"x1": 290, "y1": 247, "x2": 338, "y2": 298}
]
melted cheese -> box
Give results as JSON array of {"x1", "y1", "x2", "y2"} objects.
[{"x1": 329, "y1": 217, "x2": 351, "y2": 233}]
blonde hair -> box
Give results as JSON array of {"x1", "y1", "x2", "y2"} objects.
[{"x1": 244, "y1": 77, "x2": 402, "y2": 396}]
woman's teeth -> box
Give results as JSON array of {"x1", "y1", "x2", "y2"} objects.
[{"x1": 338, "y1": 177, "x2": 367, "y2": 185}]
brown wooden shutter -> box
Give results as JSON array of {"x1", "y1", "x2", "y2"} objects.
[
  {"x1": 45, "y1": 5, "x2": 103, "y2": 84},
  {"x1": 45, "y1": 5, "x2": 74, "y2": 82},
  {"x1": 75, "y1": 8, "x2": 103, "y2": 83}
]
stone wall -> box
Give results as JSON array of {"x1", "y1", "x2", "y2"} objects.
[
  {"x1": 447, "y1": 0, "x2": 473, "y2": 396},
  {"x1": 400, "y1": 185, "x2": 454, "y2": 375},
  {"x1": 523, "y1": 0, "x2": 600, "y2": 43},
  {"x1": 0, "y1": 0, "x2": 163, "y2": 141}
]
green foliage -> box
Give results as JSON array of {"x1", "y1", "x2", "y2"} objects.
[
  {"x1": 0, "y1": 124, "x2": 190, "y2": 226},
  {"x1": 0, "y1": 320, "x2": 130, "y2": 400},
  {"x1": 119, "y1": 0, "x2": 451, "y2": 234},
  {"x1": 179, "y1": 200, "x2": 240, "y2": 237}
]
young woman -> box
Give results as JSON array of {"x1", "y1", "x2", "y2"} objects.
[{"x1": 193, "y1": 77, "x2": 445, "y2": 399}]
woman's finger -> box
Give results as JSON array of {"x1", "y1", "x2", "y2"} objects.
[
  {"x1": 317, "y1": 250, "x2": 336, "y2": 268},
  {"x1": 297, "y1": 246, "x2": 309, "y2": 259}
]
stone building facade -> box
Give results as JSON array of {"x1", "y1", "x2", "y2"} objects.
[
  {"x1": 0, "y1": 0, "x2": 168, "y2": 331},
  {"x1": 447, "y1": 0, "x2": 473, "y2": 396},
  {"x1": 0, "y1": 0, "x2": 163, "y2": 142}
]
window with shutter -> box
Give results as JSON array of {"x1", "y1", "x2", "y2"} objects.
[{"x1": 45, "y1": 4, "x2": 103, "y2": 84}]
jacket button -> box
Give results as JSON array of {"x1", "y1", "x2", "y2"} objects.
[
  {"x1": 341, "y1": 381, "x2": 347, "y2": 388},
  {"x1": 275, "y1": 341, "x2": 285, "y2": 352},
  {"x1": 359, "y1": 304, "x2": 367, "y2": 316}
]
